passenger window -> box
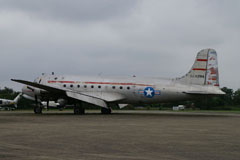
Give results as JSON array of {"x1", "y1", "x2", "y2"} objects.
[
  {"x1": 91, "y1": 85, "x2": 94, "y2": 88},
  {"x1": 120, "y1": 86, "x2": 123, "y2": 89},
  {"x1": 112, "y1": 86, "x2": 116, "y2": 89},
  {"x1": 98, "y1": 86, "x2": 101, "y2": 89},
  {"x1": 70, "y1": 84, "x2": 73, "y2": 88},
  {"x1": 84, "y1": 85, "x2": 87, "y2": 88},
  {"x1": 127, "y1": 87, "x2": 130, "y2": 90},
  {"x1": 63, "y1": 84, "x2": 66, "y2": 87},
  {"x1": 77, "y1": 85, "x2": 80, "y2": 88}
]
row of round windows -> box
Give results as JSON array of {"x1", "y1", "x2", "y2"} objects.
[{"x1": 63, "y1": 84, "x2": 131, "y2": 90}]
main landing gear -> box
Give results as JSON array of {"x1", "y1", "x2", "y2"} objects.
[
  {"x1": 73, "y1": 101, "x2": 112, "y2": 115},
  {"x1": 34, "y1": 106, "x2": 42, "y2": 114},
  {"x1": 101, "y1": 107, "x2": 112, "y2": 114},
  {"x1": 74, "y1": 103, "x2": 85, "y2": 115},
  {"x1": 34, "y1": 95, "x2": 42, "y2": 114}
]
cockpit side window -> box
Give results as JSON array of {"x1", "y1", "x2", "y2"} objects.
[{"x1": 34, "y1": 77, "x2": 39, "y2": 83}]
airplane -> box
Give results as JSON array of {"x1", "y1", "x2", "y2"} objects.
[
  {"x1": 0, "y1": 93, "x2": 22, "y2": 110},
  {"x1": 21, "y1": 94, "x2": 60, "y2": 109},
  {"x1": 11, "y1": 48, "x2": 225, "y2": 114},
  {"x1": 41, "y1": 101, "x2": 60, "y2": 109}
]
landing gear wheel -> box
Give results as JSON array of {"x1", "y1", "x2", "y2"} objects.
[
  {"x1": 74, "y1": 103, "x2": 85, "y2": 115},
  {"x1": 80, "y1": 107, "x2": 85, "y2": 115},
  {"x1": 34, "y1": 95, "x2": 42, "y2": 114},
  {"x1": 74, "y1": 107, "x2": 80, "y2": 115},
  {"x1": 34, "y1": 106, "x2": 42, "y2": 114},
  {"x1": 101, "y1": 108, "x2": 112, "y2": 114}
]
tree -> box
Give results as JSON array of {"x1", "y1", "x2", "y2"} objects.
[
  {"x1": 220, "y1": 87, "x2": 234, "y2": 106},
  {"x1": 233, "y1": 89, "x2": 240, "y2": 105},
  {"x1": 0, "y1": 87, "x2": 17, "y2": 99}
]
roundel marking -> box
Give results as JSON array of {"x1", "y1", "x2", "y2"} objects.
[{"x1": 144, "y1": 87, "x2": 155, "y2": 98}]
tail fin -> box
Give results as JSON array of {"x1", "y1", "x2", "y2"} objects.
[
  {"x1": 13, "y1": 93, "x2": 22, "y2": 108},
  {"x1": 176, "y1": 49, "x2": 220, "y2": 86}
]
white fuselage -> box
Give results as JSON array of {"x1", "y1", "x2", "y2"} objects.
[
  {"x1": 23, "y1": 74, "x2": 222, "y2": 105},
  {"x1": 0, "y1": 99, "x2": 14, "y2": 107}
]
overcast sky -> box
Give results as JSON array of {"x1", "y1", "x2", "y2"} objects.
[{"x1": 0, "y1": 0, "x2": 239, "y2": 91}]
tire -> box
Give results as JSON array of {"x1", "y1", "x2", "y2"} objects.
[
  {"x1": 101, "y1": 108, "x2": 111, "y2": 114},
  {"x1": 80, "y1": 107, "x2": 85, "y2": 115},
  {"x1": 74, "y1": 103, "x2": 85, "y2": 115},
  {"x1": 34, "y1": 106, "x2": 42, "y2": 114},
  {"x1": 74, "y1": 107, "x2": 80, "y2": 115}
]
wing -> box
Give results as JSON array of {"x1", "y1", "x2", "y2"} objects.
[
  {"x1": 11, "y1": 79, "x2": 126, "y2": 108},
  {"x1": 11, "y1": 79, "x2": 64, "y2": 93},
  {"x1": 80, "y1": 92, "x2": 126, "y2": 102}
]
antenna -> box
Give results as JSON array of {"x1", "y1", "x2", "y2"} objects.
[{"x1": 98, "y1": 72, "x2": 103, "y2": 76}]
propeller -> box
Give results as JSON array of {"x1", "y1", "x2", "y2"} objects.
[{"x1": 46, "y1": 100, "x2": 49, "y2": 111}]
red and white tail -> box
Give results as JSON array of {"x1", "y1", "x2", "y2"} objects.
[{"x1": 177, "y1": 49, "x2": 220, "y2": 87}]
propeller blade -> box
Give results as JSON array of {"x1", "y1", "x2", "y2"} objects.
[{"x1": 47, "y1": 100, "x2": 49, "y2": 111}]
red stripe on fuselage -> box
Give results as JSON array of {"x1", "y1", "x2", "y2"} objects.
[
  {"x1": 48, "y1": 81, "x2": 153, "y2": 86},
  {"x1": 48, "y1": 81, "x2": 76, "y2": 83},
  {"x1": 84, "y1": 82, "x2": 152, "y2": 86},
  {"x1": 192, "y1": 68, "x2": 207, "y2": 71},
  {"x1": 197, "y1": 59, "x2": 208, "y2": 62}
]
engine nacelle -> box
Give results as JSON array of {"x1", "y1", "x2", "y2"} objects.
[
  {"x1": 57, "y1": 99, "x2": 67, "y2": 107},
  {"x1": 22, "y1": 85, "x2": 42, "y2": 97}
]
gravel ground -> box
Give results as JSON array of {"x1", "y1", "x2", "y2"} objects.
[{"x1": 0, "y1": 110, "x2": 240, "y2": 160}]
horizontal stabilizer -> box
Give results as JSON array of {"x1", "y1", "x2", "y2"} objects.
[{"x1": 183, "y1": 90, "x2": 225, "y2": 95}]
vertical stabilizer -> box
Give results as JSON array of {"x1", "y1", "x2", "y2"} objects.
[
  {"x1": 13, "y1": 93, "x2": 22, "y2": 105},
  {"x1": 177, "y1": 49, "x2": 220, "y2": 86}
]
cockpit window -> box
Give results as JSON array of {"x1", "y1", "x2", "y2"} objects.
[
  {"x1": 34, "y1": 77, "x2": 39, "y2": 83},
  {"x1": 34, "y1": 77, "x2": 41, "y2": 84}
]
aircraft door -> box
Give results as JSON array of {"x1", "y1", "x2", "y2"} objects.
[{"x1": 132, "y1": 84, "x2": 141, "y2": 101}]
